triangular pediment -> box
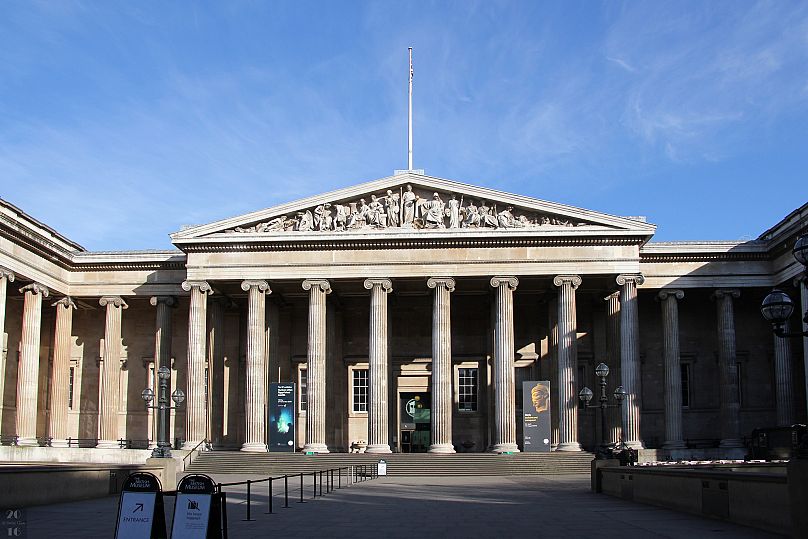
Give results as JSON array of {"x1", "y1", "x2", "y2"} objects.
[{"x1": 171, "y1": 172, "x2": 655, "y2": 243}]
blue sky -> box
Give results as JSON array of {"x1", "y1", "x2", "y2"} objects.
[{"x1": 1, "y1": 1, "x2": 806, "y2": 251}]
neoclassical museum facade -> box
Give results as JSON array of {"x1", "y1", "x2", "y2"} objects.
[{"x1": 0, "y1": 173, "x2": 806, "y2": 455}]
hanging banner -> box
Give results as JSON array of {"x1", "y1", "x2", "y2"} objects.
[
  {"x1": 522, "y1": 381, "x2": 551, "y2": 453},
  {"x1": 269, "y1": 382, "x2": 296, "y2": 452},
  {"x1": 114, "y1": 471, "x2": 166, "y2": 539}
]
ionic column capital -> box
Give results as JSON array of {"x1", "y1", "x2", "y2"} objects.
[
  {"x1": 604, "y1": 291, "x2": 620, "y2": 302},
  {"x1": 181, "y1": 280, "x2": 214, "y2": 294},
  {"x1": 99, "y1": 296, "x2": 128, "y2": 309},
  {"x1": 149, "y1": 295, "x2": 177, "y2": 307},
  {"x1": 553, "y1": 275, "x2": 581, "y2": 289},
  {"x1": 0, "y1": 267, "x2": 15, "y2": 282},
  {"x1": 52, "y1": 296, "x2": 77, "y2": 309},
  {"x1": 616, "y1": 274, "x2": 644, "y2": 287},
  {"x1": 711, "y1": 288, "x2": 740, "y2": 301},
  {"x1": 241, "y1": 280, "x2": 272, "y2": 294},
  {"x1": 656, "y1": 289, "x2": 684, "y2": 301},
  {"x1": 19, "y1": 283, "x2": 49, "y2": 297},
  {"x1": 427, "y1": 277, "x2": 456, "y2": 292},
  {"x1": 302, "y1": 279, "x2": 331, "y2": 294},
  {"x1": 490, "y1": 276, "x2": 519, "y2": 290},
  {"x1": 363, "y1": 278, "x2": 393, "y2": 292},
  {"x1": 794, "y1": 275, "x2": 807, "y2": 288}
]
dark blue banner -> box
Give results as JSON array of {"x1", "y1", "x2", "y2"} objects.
[{"x1": 269, "y1": 383, "x2": 296, "y2": 452}]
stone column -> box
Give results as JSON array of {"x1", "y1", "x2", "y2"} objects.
[
  {"x1": 711, "y1": 289, "x2": 743, "y2": 448},
  {"x1": 427, "y1": 277, "x2": 455, "y2": 453},
  {"x1": 617, "y1": 274, "x2": 644, "y2": 450},
  {"x1": 553, "y1": 275, "x2": 581, "y2": 452},
  {"x1": 241, "y1": 280, "x2": 271, "y2": 452},
  {"x1": 98, "y1": 295, "x2": 127, "y2": 449},
  {"x1": 16, "y1": 283, "x2": 48, "y2": 446},
  {"x1": 657, "y1": 289, "x2": 686, "y2": 450},
  {"x1": 49, "y1": 297, "x2": 76, "y2": 447},
  {"x1": 798, "y1": 277, "x2": 808, "y2": 419},
  {"x1": 150, "y1": 296, "x2": 175, "y2": 448},
  {"x1": 0, "y1": 268, "x2": 15, "y2": 431},
  {"x1": 364, "y1": 278, "x2": 393, "y2": 454},
  {"x1": 491, "y1": 276, "x2": 519, "y2": 453},
  {"x1": 604, "y1": 291, "x2": 621, "y2": 444},
  {"x1": 181, "y1": 280, "x2": 213, "y2": 449},
  {"x1": 207, "y1": 298, "x2": 225, "y2": 448},
  {"x1": 773, "y1": 318, "x2": 794, "y2": 427},
  {"x1": 302, "y1": 279, "x2": 331, "y2": 453}
]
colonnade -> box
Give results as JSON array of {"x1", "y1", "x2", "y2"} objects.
[{"x1": 0, "y1": 265, "x2": 802, "y2": 452}]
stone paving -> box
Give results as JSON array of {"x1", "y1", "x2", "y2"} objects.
[{"x1": 22, "y1": 473, "x2": 779, "y2": 538}]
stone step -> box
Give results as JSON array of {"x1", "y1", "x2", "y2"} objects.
[{"x1": 185, "y1": 451, "x2": 595, "y2": 476}]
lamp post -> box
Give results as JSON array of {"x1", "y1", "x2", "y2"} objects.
[
  {"x1": 761, "y1": 234, "x2": 808, "y2": 338},
  {"x1": 141, "y1": 366, "x2": 185, "y2": 458},
  {"x1": 578, "y1": 362, "x2": 626, "y2": 456}
]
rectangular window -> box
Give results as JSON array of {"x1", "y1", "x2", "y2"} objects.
[
  {"x1": 352, "y1": 368, "x2": 368, "y2": 413},
  {"x1": 68, "y1": 366, "x2": 76, "y2": 410},
  {"x1": 299, "y1": 367, "x2": 307, "y2": 412},
  {"x1": 680, "y1": 363, "x2": 691, "y2": 408},
  {"x1": 458, "y1": 367, "x2": 478, "y2": 412}
]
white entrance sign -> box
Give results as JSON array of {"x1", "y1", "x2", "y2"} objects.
[
  {"x1": 378, "y1": 459, "x2": 388, "y2": 476},
  {"x1": 115, "y1": 492, "x2": 157, "y2": 539}
]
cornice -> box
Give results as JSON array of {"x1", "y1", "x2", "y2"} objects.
[{"x1": 178, "y1": 235, "x2": 648, "y2": 253}]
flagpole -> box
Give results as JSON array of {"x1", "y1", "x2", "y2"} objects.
[{"x1": 408, "y1": 47, "x2": 413, "y2": 171}]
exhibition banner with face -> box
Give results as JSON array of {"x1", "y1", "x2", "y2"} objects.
[
  {"x1": 269, "y1": 382, "x2": 296, "y2": 451},
  {"x1": 522, "y1": 381, "x2": 551, "y2": 452}
]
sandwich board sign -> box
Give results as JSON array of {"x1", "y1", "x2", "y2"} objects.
[
  {"x1": 171, "y1": 474, "x2": 223, "y2": 539},
  {"x1": 114, "y1": 472, "x2": 167, "y2": 539},
  {"x1": 377, "y1": 459, "x2": 387, "y2": 476}
]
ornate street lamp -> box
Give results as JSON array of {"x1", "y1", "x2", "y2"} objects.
[
  {"x1": 760, "y1": 233, "x2": 808, "y2": 338},
  {"x1": 578, "y1": 362, "x2": 626, "y2": 456},
  {"x1": 141, "y1": 366, "x2": 185, "y2": 458}
]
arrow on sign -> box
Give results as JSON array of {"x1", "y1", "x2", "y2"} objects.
[{"x1": 133, "y1": 503, "x2": 144, "y2": 513}]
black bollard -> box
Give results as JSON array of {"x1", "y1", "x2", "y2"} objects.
[
  {"x1": 299, "y1": 473, "x2": 304, "y2": 503},
  {"x1": 267, "y1": 477, "x2": 273, "y2": 514},
  {"x1": 312, "y1": 472, "x2": 317, "y2": 499},
  {"x1": 244, "y1": 479, "x2": 253, "y2": 521},
  {"x1": 319, "y1": 470, "x2": 323, "y2": 496},
  {"x1": 338, "y1": 467, "x2": 341, "y2": 489},
  {"x1": 284, "y1": 475, "x2": 289, "y2": 508}
]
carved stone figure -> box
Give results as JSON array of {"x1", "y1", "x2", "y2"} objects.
[
  {"x1": 423, "y1": 192, "x2": 446, "y2": 229},
  {"x1": 297, "y1": 210, "x2": 314, "y2": 232},
  {"x1": 478, "y1": 200, "x2": 498, "y2": 228},
  {"x1": 385, "y1": 189, "x2": 400, "y2": 227},
  {"x1": 497, "y1": 207, "x2": 524, "y2": 228},
  {"x1": 333, "y1": 204, "x2": 348, "y2": 231},
  {"x1": 368, "y1": 194, "x2": 386, "y2": 228},
  {"x1": 402, "y1": 185, "x2": 417, "y2": 226},
  {"x1": 462, "y1": 200, "x2": 480, "y2": 228},
  {"x1": 447, "y1": 194, "x2": 461, "y2": 229},
  {"x1": 314, "y1": 204, "x2": 332, "y2": 231}
]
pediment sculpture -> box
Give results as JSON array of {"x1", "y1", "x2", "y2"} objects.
[{"x1": 231, "y1": 184, "x2": 588, "y2": 234}]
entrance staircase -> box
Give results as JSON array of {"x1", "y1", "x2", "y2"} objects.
[{"x1": 185, "y1": 451, "x2": 594, "y2": 476}]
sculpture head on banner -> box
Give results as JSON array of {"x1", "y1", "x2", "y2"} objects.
[{"x1": 531, "y1": 383, "x2": 549, "y2": 414}]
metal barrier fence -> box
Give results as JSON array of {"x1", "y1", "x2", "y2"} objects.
[{"x1": 215, "y1": 463, "x2": 379, "y2": 523}]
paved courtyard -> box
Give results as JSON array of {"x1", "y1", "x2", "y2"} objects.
[{"x1": 23, "y1": 474, "x2": 778, "y2": 538}]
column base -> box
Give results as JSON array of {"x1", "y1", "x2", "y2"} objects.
[
  {"x1": 623, "y1": 440, "x2": 645, "y2": 450},
  {"x1": 719, "y1": 438, "x2": 744, "y2": 448},
  {"x1": 303, "y1": 443, "x2": 329, "y2": 454},
  {"x1": 491, "y1": 443, "x2": 520, "y2": 454},
  {"x1": 555, "y1": 442, "x2": 582, "y2": 452},
  {"x1": 240, "y1": 442, "x2": 268, "y2": 452},
  {"x1": 181, "y1": 440, "x2": 204, "y2": 450},
  {"x1": 96, "y1": 439, "x2": 121, "y2": 449},
  {"x1": 428, "y1": 443, "x2": 456, "y2": 454},
  {"x1": 365, "y1": 444, "x2": 392, "y2": 454},
  {"x1": 16, "y1": 436, "x2": 38, "y2": 447},
  {"x1": 50, "y1": 438, "x2": 70, "y2": 448},
  {"x1": 662, "y1": 440, "x2": 687, "y2": 450}
]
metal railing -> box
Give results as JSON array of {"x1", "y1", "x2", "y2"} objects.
[
  {"x1": 213, "y1": 463, "x2": 379, "y2": 523},
  {"x1": 181, "y1": 439, "x2": 210, "y2": 471}
]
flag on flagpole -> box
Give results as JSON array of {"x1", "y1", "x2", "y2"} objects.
[{"x1": 409, "y1": 48, "x2": 414, "y2": 82}]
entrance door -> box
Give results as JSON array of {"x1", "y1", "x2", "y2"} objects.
[{"x1": 399, "y1": 392, "x2": 431, "y2": 453}]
